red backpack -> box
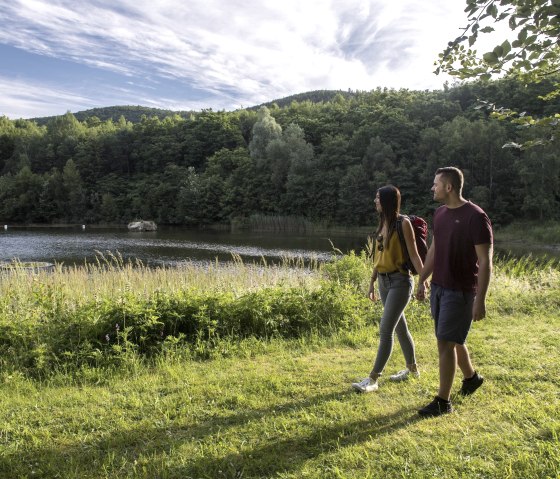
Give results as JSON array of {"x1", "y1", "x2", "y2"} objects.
[{"x1": 396, "y1": 214, "x2": 428, "y2": 275}]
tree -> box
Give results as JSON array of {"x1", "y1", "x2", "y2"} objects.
[
  {"x1": 248, "y1": 107, "x2": 282, "y2": 160},
  {"x1": 437, "y1": 0, "x2": 560, "y2": 146},
  {"x1": 45, "y1": 112, "x2": 85, "y2": 169},
  {"x1": 336, "y1": 165, "x2": 374, "y2": 225},
  {"x1": 39, "y1": 168, "x2": 66, "y2": 222},
  {"x1": 266, "y1": 123, "x2": 314, "y2": 190},
  {"x1": 514, "y1": 143, "x2": 560, "y2": 220},
  {"x1": 362, "y1": 136, "x2": 396, "y2": 181},
  {"x1": 99, "y1": 193, "x2": 118, "y2": 223},
  {"x1": 0, "y1": 166, "x2": 43, "y2": 222},
  {"x1": 62, "y1": 159, "x2": 87, "y2": 222}
]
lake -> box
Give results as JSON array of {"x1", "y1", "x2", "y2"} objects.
[
  {"x1": 0, "y1": 226, "x2": 370, "y2": 267},
  {"x1": 1, "y1": 226, "x2": 556, "y2": 268}
]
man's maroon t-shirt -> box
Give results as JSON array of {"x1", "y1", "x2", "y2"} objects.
[{"x1": 432, "y1": 202, "x2": 493, "y2": 293}]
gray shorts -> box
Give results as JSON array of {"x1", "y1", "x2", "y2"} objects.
[{"x1": 430, "y1": 283, "x2": 475, "y2": 344}]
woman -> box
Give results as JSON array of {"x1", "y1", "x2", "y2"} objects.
[{"x1": 352, "y1": 185, "x2": 426, "y2": 393}]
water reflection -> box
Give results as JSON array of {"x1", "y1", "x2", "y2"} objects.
[
  {"x1": 0, "y1": 227, "x2": 369, "y2": 267},
  {"x1": 2, "y1": 227, "x2": 556, "y2": 268}
]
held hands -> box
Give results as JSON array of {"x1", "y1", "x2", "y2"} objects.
[{"x1": 415, "y1": 281, "x2": 428, "y2": 301}]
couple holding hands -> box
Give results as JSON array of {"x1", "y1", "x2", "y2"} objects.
[{"x1": 352, "y1": 166, "x2": 493, "y2": 417}]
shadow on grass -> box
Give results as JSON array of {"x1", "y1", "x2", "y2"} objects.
[{"x1": 0, "y1": 389, "x2": 422, "y2": 478}]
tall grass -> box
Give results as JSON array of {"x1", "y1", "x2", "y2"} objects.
[
  {"x1": 495, "y1": 220, "x2": 560, "y2": 245},
  {"x1": 0, "y1": 251, "x2": 375, "y2": 375},
  {"x1": 1, "y1": 249, "x2": 557, "y2": 378}
]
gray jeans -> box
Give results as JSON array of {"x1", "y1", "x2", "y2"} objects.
[{"x1": 370, "y1": 272, "x2": 416, "y2": 376}]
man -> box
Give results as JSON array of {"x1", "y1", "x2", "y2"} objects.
[{"x1": 416, "y1": 167, "x2": 493, "y2": 417}]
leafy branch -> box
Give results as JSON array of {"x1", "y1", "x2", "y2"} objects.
[{"x1": 436, "y1": 0, "x2": 560, "y2": 146}]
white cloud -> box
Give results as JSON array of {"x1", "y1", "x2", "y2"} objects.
[
  {"x1": 0, "y1": 0, "x2": 508, "y2": 118},
  {"x1": 0, "y1": 76, "x2": 97, "y2": 118}
]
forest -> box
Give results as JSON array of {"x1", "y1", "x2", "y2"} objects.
[{"x1": 0, "y1": 77, "x2": 559, "y2": 229}]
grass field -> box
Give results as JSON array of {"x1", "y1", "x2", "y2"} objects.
[{"x1": 0, "y1": 254, "x2": 558, "y2": 478}]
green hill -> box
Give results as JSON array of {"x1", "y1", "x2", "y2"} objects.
[
  {"x1": 31, "y1": 105, "x2": 193, "y2": 125},
  {"x1": 30, "y1": 90, "x2": 357, "y2": 124}
]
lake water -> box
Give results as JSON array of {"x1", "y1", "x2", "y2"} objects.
[
  {"x1": 0, "y1": 226, "x2": 369, "y2": 267},
  {"x1": 1, "y1": 226, "x2": 556, "y2": 268}
]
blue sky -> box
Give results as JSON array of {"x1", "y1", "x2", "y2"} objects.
[{"x1": 1, "y1": 0, "x2": 475, "y2": 119}]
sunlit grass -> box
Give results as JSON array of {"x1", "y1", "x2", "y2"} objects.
[
  {"x1": 0, "y1": 252, "x2": 558, "y2": 477},
  {"x1": 0, "y1": 251, "x2": 323, "y2": 306}
]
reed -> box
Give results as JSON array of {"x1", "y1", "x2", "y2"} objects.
[
  {"x1": 495, "y1": 220, "x2": 560, "y2": 245},
  {"x1": 0, "y1": 250, "x2": 373, "y2": 375},
  {"x1": 0, "y1": 249, "x2": 557, "y2": 377}
]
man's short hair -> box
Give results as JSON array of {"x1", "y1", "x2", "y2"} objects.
[{"x1": 436, "y1": 167, "x2": 464, "y2": 194}]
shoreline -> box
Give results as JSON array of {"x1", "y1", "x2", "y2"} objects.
[
  {"x1": 2, "y1": 222, "x2": 373, "y2": 235},
  {"x1": 3, "y1": 222, "x2": 558, "y2": 250}
]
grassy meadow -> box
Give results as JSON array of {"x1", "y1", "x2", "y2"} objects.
[{"x1": 0, "y1": 251, "x2": 558, "y2": 478}]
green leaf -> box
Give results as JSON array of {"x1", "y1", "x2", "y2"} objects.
[
  {"x1": 483, "y1": 51, "x2": 500, "y2": 64},
  {"x1": 480, "y1": 26, "x2": 495, "y2": 33},
  {"x1": 501, "y1": 40, "x2": 511, "y2": 56},
  {"x1": 487, "y1": 3, "x2": 498, "y2": 18},
  {"x1": 525, "y1": 35, "x2": 538, "y2": 45},
  {"x1": 529, "y1": 51, "x2": 540, "y2": 60},
  {"x1": 493, "y1": 45, "x2": 504, "y2": 57}
]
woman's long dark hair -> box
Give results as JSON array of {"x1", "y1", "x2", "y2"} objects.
[{"x1": 375, "y1": 185, "x2": 401, "y2": 249}]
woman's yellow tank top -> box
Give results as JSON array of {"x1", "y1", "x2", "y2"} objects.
[{"x1": 373, "y1": 231, "x2": 408, "y2": 274}]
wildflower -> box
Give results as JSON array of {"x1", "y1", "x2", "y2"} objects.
[
  {"x1": 115, "y1": 323, "x2": 120, "y2": 332},
  {"x1": 105, "y1": 334, "x2": 110, "y2": 343}
]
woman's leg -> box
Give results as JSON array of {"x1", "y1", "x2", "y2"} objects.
[
  {"x1": 394, "y1": 312, "x2": 417, "y2": 367},
  {"x1": 370, "y1": 276, "x2": 412, "y2": 377}
]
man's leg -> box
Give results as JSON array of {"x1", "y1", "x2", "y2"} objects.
[
  {"x1": 457, "y1": 342, "x2": 484, "y2": 395},
  {"x1": 456, "y1": 343, "x2": 475, "y2": 379},
  {"x1": 437, "y1": 339, "x2": 457, "y2": 401}
]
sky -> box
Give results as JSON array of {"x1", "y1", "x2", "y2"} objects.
[{"x1": 0, "y1": 0, "x2": 480, "y2": 119}]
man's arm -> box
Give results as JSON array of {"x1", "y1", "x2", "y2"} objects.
[
  {"x1": 473, "y1": 243, "x2": 493, "y2": 321},
  {"x1": 416, "y1": 237, "x2": 435, "y2": 300}
]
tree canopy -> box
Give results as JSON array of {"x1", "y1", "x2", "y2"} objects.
[
  {"x1": 436, "y1": 0, "x2": 560, "y2": 146},
  {"x1": 0, "y1": 82, "x2": 559, "y2": 228}
]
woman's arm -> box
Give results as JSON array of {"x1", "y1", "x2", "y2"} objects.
[
  {"x1": 402, "y1": 218, "x2": 424, "y2": 274},
  {"x1": 368, "y1": 267, "x2": 378, "y2": 302},
  {"x1": 402, "y1": 218, "x2": 430, "y2": 300}
]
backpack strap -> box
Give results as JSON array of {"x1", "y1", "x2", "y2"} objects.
[{"x1": 395, "y1": 214, "x2": 409, "y2": 259}]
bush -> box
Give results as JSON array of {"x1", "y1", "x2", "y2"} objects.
[
  {"x1": 0, "y1": 280, "x2": 372, "y2": 374},
  {"x1": 322, "y1": 250, "x2": 371, "y2": 291}
]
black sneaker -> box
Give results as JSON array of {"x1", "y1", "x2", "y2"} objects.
[
  {"x1": 459, "y1": 372, "x2": 484, "y2": 396},
  {"x1": 418, "y1": 396, "x2": 453, "y2": 417}
]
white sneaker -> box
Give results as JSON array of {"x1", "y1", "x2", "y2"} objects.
[
  {"x1": 389, "y1": 369, "x2": 420, "y2": 382},
  {"x1": 352, "y1": 377, "x2": 379, "y2": 393}
]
